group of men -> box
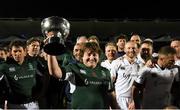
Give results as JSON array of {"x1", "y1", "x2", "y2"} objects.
[
  {"x1": 101, "y1": 33, "x2": 180, "y2": 109},
  {"x1": 0, "y1": 32, "x2": 179, "y2": 109}
]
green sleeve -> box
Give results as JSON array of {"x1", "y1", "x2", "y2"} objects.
[
  {"x1": 57, "y1": 52, "x2": 73, "y2": 67},
  {"x1": 61, "y1": 64, "x2": 73, "y2": 80}
]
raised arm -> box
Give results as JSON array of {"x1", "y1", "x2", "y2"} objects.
[{"x1": 47, "y1": 55, "x2": 62, "y2": 78}]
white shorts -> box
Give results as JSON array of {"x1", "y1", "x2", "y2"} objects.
[
  {"x1": 8, "y1": 101, "x2": 39, "y2": 109},
  {"x1": 117, "y1": 97, "x2": 131, "y2": 110}
]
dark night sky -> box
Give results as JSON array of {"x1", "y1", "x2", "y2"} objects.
[
  {"x1": 0, "y1": 1, "x2": 180, "y2": 20},
  {"x1": 0, "y1": 0, "x2": 179, "y2": 52}
]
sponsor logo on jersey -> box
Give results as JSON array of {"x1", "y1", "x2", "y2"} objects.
[
  {"x1": 123, "y1": 72, "x2": 138, "y2": 78},
  {"x1": 14, "y1": 74, "x2": 34, "y2": 81},
  {"x1": 123, "y1": 73, "x2": 130, "y2": 78},
  {"x1": 9, "y1": 67, "x2": 16, "y2": 72},
  {"x1": 14, "y1": 75, "x2": 18, "y2": 80},
  {"x1": 84, "y1": 78, "x2": 89, "y2": 85},
  {"x1": 84, "y1": 78, "x2": 104, "y2": 86}
]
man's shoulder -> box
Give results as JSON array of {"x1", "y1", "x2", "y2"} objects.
[{"x1": 112, "y1": 57, "x2": 124, "y2": 64}]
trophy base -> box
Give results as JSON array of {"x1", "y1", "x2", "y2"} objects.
[{"x1": 44, "y1": 43, "x2": 66, "y2": 55}]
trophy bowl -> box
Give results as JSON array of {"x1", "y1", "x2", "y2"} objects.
[{"x1": 41, "y1": 16, "x2": 70, "y2": 55}]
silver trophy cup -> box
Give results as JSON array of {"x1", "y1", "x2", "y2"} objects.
[{"x1": 41, "y1": 16, "x2": 70, "y2": 55}]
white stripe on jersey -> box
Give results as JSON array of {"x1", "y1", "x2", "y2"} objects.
[
  {"x1": 65, "y1": 72, "x2": 76, "y2": 93},
  {"x1": 65, "y1": 72, "x2": 73, "y2": 80}
]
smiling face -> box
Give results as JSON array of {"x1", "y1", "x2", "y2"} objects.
[
  {"x1": 82, "y1": 49, "x2": 99, "y2": 68},
  {"x1": 105, "y1": 44, "x2": 117, "y2": 61},
  {"x1": 81, "y1": 42, "x2": 100, "y2": 68},
  {"x1": 124, "y1": 42, "x2": 138, "y2": 59}
]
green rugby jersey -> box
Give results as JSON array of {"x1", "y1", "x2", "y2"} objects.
[
  {"x1": 0, "y1": 57, "x2": 41, "y2": 103},
  {"x1": 62, "y1": 63, "x2": 114, "y2": 109}
]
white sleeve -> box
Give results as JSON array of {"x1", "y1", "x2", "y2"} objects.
[
  {"x1": 101, "y1": 61, "x2": 107, "y2": 70},
  {"x1": 110, "y1": 59, "x2": 121, "y2": 78}
]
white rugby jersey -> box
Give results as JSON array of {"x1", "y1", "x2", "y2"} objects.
[
  {"x1": 101, "y1": 60, "x2": 112, "y2": 71},
  {"x1": 135, "y1": 64, "x2": 179, "y2": 109},
  {"x1": 110, "y1": 55, "x2": 142, "y2": 98}
]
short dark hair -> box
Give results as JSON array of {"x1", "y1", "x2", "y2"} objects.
[
  {"x1": 158, "y1": 46, "x2": 176, "y2": 55},
  {"x1": 130, "y1": 32, "x2": 141, "y2": 37},
  {"x1": 9, "y1": 40, "x2": 26, "y2": 50},
  {"x1": 141, "y1": 40, "x2": 153, "y2": 47},
  {"x1": 171, "y1": 38, "x2": 180, "y2": 42},
  {"x1": 114, "y1": 34, "x2": 127, "y2": 43},
  {"x1": 0, "y1": 47, "x2": 8, "y2": 54}
]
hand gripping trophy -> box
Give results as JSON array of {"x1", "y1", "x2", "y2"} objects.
[{"x1": 41, "y1": 16, "x2": 70, "y2": 55}]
